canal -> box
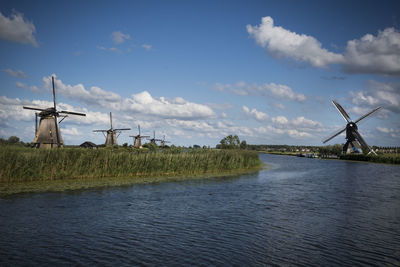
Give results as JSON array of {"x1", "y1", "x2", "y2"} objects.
[{"x1": 1, "y1": 154, "x2": 399, "y2": 266}]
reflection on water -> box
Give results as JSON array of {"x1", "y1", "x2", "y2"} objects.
[{"x1": 1, "y1": 154, "x2": 399, "y2": 266}]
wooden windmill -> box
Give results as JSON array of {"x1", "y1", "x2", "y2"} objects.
[
  {"x1": 23, "y1": 76, "x2": 86, "y2": 148},
  {"x1": 129, "y1": 125, "x2": 150, "y2": 148},
  {"x1": 93, "y1": 112, "x2": 130, "y2": 146},
  {"x1": 323, "y1": 100, "x2": 381, "y2": 155},
  {"x1": 147, "y1": 130, "x2": 162, "y2": 145},
  {"x1": 161, "y1": 135, "x2": 171, "y2": 147}
]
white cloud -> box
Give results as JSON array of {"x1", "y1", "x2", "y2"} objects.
[
  {"x1": 111, "y1": 31, "x2": 130, "y2": 44},
  {"x1": 43, "y1": 75, "x2": 121, "y2": 108},
  {"x1": 214, "y1": 81, "x2": 306, "y2": 102},
  {"x1": 247, "y1": 16, "x2": 344, "y2": 68},
  {"x1": 122, "y1": 91, "x2": 215, "y2": 120},
  {"x1": 97, "y1": 46, "x2": 106, "y2": 50},
  {"x1": 43, "y1": 75, "x2": 215, "y2": 121},
  {"x1": 351, "y1": 80, "x2": 400, "y2": 114},
  {"x1": 3, "y1": 68, "x2": 27, "y2": 78},
  {"x1": 142, "y1": 44, "x2": 152, "y2": 51},
  {"x1": 61, "y1": 127, "x2": 80, "y2": 136},
  {"x1": 0, "y1": 11, "x2": 38, "y2": 47},
  {"x1": 343, "y1": 28, "x2": 400, "y2": 75},
  {"x1": 16, "y1": 81, "x2": 26, "y2": 88},
  {"x1": 242, "y1": 106, "x2": 269, "y2": 121},
  {"x1": 376, "y1": 127, "x2": 400, "y2": 138},
  {"x1": 247, "y1": 16, "x2": 400, "y2": 76},
  {"x1": 265, "y1": 83, "x2": 306, "y2": 102}
]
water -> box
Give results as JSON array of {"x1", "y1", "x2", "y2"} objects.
[{"x1": 1, "y1": 154, "x2": 400, "y2": 266}]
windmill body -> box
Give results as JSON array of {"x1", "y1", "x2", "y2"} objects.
[
  {"x1": 34, "y1": 113, "x2": 64, "y2": 148},
  {"x1": 130, "y1": 125, "x2": 150, "y2": 148},
  {"x1": 147, "y1": 130, "x2": 162, "y2": 145},
  {"x1": 323, "y1": 100, "x2": 381, "y2": 155},
  {"x1": 23, "y1": 77, "x2": 86, "y2": 148},
  {"x1": 93, "y1": 112, "x2": 130, "y2": 146}
]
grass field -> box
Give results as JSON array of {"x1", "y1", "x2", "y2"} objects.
[{"x1": 0, "y1": 146, "x2": 262, "y2": 195}]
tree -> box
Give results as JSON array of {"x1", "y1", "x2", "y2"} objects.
[
  {"x1": 217, "y1": 135, "x2": 241, "y2": 149},
  {"x1": 240, "y1": 140, "x2": 247, "y2": 150},
  {"x1": 8, "y1": 136, "x2": 20, "y2": 144}
]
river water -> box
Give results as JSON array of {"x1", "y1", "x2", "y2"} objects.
[{"x1": 1, "y1": 154, "x2": 399, "y2": 266}]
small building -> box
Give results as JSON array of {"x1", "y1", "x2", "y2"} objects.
[{"x1": 80, "y1": 141, "x2": 98, "y2": 149}]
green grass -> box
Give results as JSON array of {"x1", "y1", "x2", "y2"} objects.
[
  {"x1": 0, "y1": 146, "x2": 262, "y2": 195},
  {"x1": 339, "y1": 153, "x2": 400, "y2": 164}
]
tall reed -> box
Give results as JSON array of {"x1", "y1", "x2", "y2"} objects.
[{"x1": 0, "y1": 146, "x2": 261, "y2": 183}]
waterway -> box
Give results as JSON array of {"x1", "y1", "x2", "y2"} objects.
[{"x1": 1, "y1": 154, "x2": 399, "y2": 266}]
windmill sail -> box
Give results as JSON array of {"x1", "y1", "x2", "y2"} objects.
[
  {"x1": 322, "y1": 100, "x2": 380, "y2": 155},
  {"x1": 23, "y1": 75, "x2": 86, "y2": 148}
]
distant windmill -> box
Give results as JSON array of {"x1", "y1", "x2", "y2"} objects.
[
  {"x1": 93, "y1": 112, "x2": 130, "y2": 146},
  {"x1": 129, "y1": 125, "x2": 150, "y2": 148},
  {"x1": 23, "y1": 76, "x2": 86, "y2": 148},
  {"x1": 160, "y1": 135, "x2": 171, "y2": 147},
  {"x1": 322, "y1": 100, "x2": 381, "y2": 155},
  {"x1": 147, "y1": 130, "x2": 162, "y2": 145}
]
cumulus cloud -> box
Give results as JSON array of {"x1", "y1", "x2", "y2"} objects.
[
  {"x1": 350, "y1": 80, "x2": 400, "y2": 114},
  {"x1": 0, "y1": 11, "x2": 38, "y2": 47},
  {"x1": 247, "y1": 16, "x2": 344, "y2": 68},
  {"x1": 242, "y1": 106, "x2": 269, "y2": 121},
  {"x1": 43, "y1": 75, "x2": 121, "y2": 108},
  {"x1": 0, "y1": 96, "x2": 110, "y2": 127},
  {"x1": 247, "y1": 16, "x2": 400, "y2": 76},
  {"x1": 214, "y1": 81, "x2": 306, "y2": 102},
  {"x1": 243, "y1": 105, "x2": 322, "y2": 139},
  {"x1": 343, "y1": 28, "x2": 400, "y2": 75},
  {"x1": 111, "y1": 31, "x2": 130, "y2": 44},
  {"x1": 3, "y1": 68, "x2": 27, "y2": 78},
  {"x1": 43, "y1": 75, "x2": 215, "y2": 121},
  {"x1": 121, "y1": 91, "x2": 215, "y2": 120}
]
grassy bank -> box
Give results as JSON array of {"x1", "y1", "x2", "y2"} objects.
[
  {"x1": 0, "y1": 146, "x2": 261, "y2": 195},
  {"x1": 339, "y1": 153, "x2": 400, "y2": 164}
]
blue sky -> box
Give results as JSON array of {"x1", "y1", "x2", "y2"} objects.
[{"x1": 1, "y1": 0, "x2": 399, "y2": 147}]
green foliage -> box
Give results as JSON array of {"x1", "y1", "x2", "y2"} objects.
[
  {"x1": 217, "y1": 135, "x2": 244, "y2": 149},
  {"x1": 340, "y1": 154, "x2": 400, "y2": 164},
  {"x1": 0, "y1": 147, "x2": 261, "y2": 183},
  {"x1": 240, "y1": 140, "x2": 247, "y2": 150}
]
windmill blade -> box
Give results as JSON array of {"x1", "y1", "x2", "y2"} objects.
[
  {"x1": 322, "y1": 126, "x2": 346, "y2": 144},
  {"x1": 93, "y1": 130, "x2": 108, "y2": 132},
  {"x1": 353, "y1": 129, "x2": 374, "y2": 154},
  {"x1": 59, "y1": 110, "x2": 86, "y2": 116},
  {"x1": 109, "y1": 112, "x2": 113, "y2": 129},
  {"x1": 52, "y1": 76, "x2": 57, "y2": 110},
  {"x1": 114, "y1": 128, "x2": 131, "y2": 131},
  {"x1": 332, "y1": 100, "x2": 351, "y2": 123},
  {"x1": 53, "y1": 113, "x2": 60, "y2": 148},
  {"x1": 354, "y1": 106, "x2": 381, "y2": 124},
  {"x1": 23, "y1": 106, "x2": 47, "y2": 112}
]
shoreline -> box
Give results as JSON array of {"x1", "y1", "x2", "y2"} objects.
[
  {"x1": 258, "y1": 151, "x2": 399, "y2": 165},
  {"x1": 0, "y1": 166, "x2": 263, "y2": 197}
]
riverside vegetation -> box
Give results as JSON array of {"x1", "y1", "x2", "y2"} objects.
[{"x1": 0, "y1": 144, "x2": 262, "y2": 195}]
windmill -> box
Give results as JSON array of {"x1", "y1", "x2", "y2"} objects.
[
  {"x1": 93, "y1": 112, "x2": 130, "y2": 146},
  {"x1": 23, "y1": 76, "x2": 86, "y2": 148},
  {"x1": 322, "y1": 100, "x2": 381, "y2": 155},
  {"x1": 129, "y1": 125, "x2": 150, "y2": 148},
  {"x1": 147, "y1": 130, "x2": 162, "y2": 145},
  {"x1": 160, "y1": 135, "x2": 171, "y2": 147}
]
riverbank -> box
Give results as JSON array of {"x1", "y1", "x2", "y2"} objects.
[
  {"x1": 0, "y1": 146, "x2": 262, "y2": 196},
  {"x1": 257, "y1": 150, "x2": 400, "y2": 164}
]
